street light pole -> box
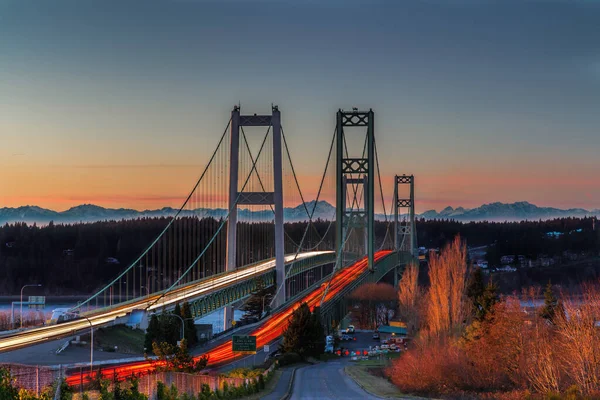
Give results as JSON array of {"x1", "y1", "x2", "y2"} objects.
[
  {"x1": 64, "y1": 312, "x2": 93, "y2": 375},
  {"x1": 168, "y1": 314, "x2": 185, "y2": 342},
  {"x1": 20, "y1": 284, "x2": 42, "y2": 329}
]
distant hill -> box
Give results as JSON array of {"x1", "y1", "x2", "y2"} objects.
[
  {"x1": 0, "y1": 200, "x2": 598, "y2": 225},
  {"x1": 0, "y1": 200, "x2": 337, "y2": 225},
  {"x1": 419, "y1": 201, "x2": 600, "y2": 222}
]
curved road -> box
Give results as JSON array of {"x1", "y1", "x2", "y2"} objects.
[{"x1": 290, "y1": 360, "x2": 379, "y2": 400}]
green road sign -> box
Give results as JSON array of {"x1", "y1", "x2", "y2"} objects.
[
  {"x1": 232, "y1": 335, "x2": 256, "y2": 353},
  {"x1": 28, "y1": 296, "x2": 45, "y2": 309}
]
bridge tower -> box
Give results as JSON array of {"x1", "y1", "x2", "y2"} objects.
[
  {"x1": 336, "y1": 109, "x2": 375, "y2": 271},
  {"x1": 393, "y1": 174, "x2": 416, "y2": 254},
  {"x1": 393, "y1": 174, "x2": 416, "y2": 285},
  {"x1": 225, "y1": 105, "x2": 285, "y2": 330}
]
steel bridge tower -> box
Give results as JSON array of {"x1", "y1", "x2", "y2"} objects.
[
  {"x1": 225, "y1": 105, "x2": 285, "y2": 330},
  {"x1": 393, "y1": 174, "x2": 416, "y2": 285},
  {"x1": 393, "y1": 174, "x2": 416, "y2": 254},
  {"x1": 336, "y1": 109, "x2": 375, "y2": 271}
]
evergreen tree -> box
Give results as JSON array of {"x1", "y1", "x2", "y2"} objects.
[
  {"x1": 466, "y1": 268, "x2": 499, "y2": 321},
  {"x1": 478, "y1": 280, "x2": 499, "y2": 322},
  {"x1": 308, "y1": 306, "x2": 325, "y2": 357},
  {"x1": 180, "y1": 302, "x2": 197, "y2": 346},
  {"x1": 144, "y1": 314, "x2": 160, "y2": 353},
  {"x1": 466, "y1": 267, "x2": 485, "y2": 316},
  {"x1": 241, "y1": 277, "x2": 274, "y2": 322},
  {"x1": 539, "y1": 281, "x2": 563, "y2": 323},
  {"x1": 282, "y1": 302, "x2": 324, "y2": 358},
  {"x1": 159, "y1": 313, "x2": 180, "y2": 346}
]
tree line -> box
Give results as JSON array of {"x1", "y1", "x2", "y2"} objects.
[
  {"x1": 0, "y1": 216, "x2": 597, "y2": 295},
  {"x1": 390, "y1": 236, "x2": 600, "y2": 399}
]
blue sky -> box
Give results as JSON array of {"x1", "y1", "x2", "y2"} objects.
[{"x1": 1, "y1": 0, "x2": 599, "y2": 211}]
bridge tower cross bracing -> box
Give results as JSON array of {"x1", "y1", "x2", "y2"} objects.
[
  {"x1": 225, "y1": 105, "x2": 285, "y2": 330},
  {"x1": 336, "y1": 109, "x2": 375, "y2": 271},
  {"x1": 393, "y1": 174, "x2": 416, "y2": 286}
]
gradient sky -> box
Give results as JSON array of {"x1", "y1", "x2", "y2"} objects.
[{"x1": 1, "y1": 0, "x2": 599, "y2": 213}]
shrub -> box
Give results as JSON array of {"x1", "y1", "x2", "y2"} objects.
[{"x1": 277, "y1": 352, "x2": 301, "y2": 367}]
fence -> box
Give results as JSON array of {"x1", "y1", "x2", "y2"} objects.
[
  {"x1": 138, "y1": 363, "x2": 276, "y2": 400},
  {"x1": 0, "y1": 363, "x2": 60, "y2": 395}
]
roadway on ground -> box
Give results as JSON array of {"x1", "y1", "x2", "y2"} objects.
[
  {"x1": 64, "y1": 250, "x2": 392, "y2": 385},
  {"x1": 0, "y1": 251, "x2": 332, "y2": 353},
  {"x1": 290, "y1": 332, "x2": 380, "y2": 400},
  {"x1": 290, "y1": 360, "x2": 379, "y2": 400}
]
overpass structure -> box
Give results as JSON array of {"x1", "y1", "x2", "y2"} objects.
[{"x1": 2, "y1": 106, "x2": 417, "y2": 362}]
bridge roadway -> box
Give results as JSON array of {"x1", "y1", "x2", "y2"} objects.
[
  {"x1": 64, "y1": 250, "x2": 393, "y2": 385},
  {"x1": 0, "y1": 251, "x2": 333, "y2": 353}
]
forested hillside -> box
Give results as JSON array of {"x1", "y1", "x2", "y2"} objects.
[{"x1": 0, "y1": 216, "x2": 598, "y2": 295}]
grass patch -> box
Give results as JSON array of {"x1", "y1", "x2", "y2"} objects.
[
  {"x1": 93, "y1": 325, "x2": 145, "y2": 354},
  {"x1": 354, "y1": 352, "x2": 401, "y2": 367},
  {"x1": 318, "y1": 353, "x2": 341, "y2": 362},
  {"x1": 345, "y1": 366, "x2": 416, "y2": 399},
  {"x1": 242, "y1": 369, "x2": 282, "y2": 400}
]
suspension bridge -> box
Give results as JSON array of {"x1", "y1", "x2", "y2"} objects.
[{"x1": 0, "y1": 106, "x2": 417, "y2": 372}]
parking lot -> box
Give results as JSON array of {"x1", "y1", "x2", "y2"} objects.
[{"x1": 333, "y1": 330, "x2": 403, "y2": 358}]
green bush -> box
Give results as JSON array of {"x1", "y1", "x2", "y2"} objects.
[
  {"x1": 99, "y1": 380, "x2": 114, "y2": 400},
  {"x1": 156, "y1": 382, "x2": 178, "y2": 400},
  {"x1": 277, "y1": 352, "x2": 301, "y2": 366}
]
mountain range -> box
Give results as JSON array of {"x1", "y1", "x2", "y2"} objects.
[{"x1": 0, "y1": 201, "x2": 598, "y2": 226}]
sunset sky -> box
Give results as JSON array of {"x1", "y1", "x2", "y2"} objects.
[{"x1": 1, "y1": 0, "x2": 599, "y2": 213}]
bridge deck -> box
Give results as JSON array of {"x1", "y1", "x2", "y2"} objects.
[{"x1": 0, "y1": 251, "x2": 334, "y2": 353}]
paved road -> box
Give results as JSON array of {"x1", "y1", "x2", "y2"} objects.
[
  {"x1": 0, "y1": 320, "x2": 262, "y2": 367},
  {"x1": 289, "y1": 331, "x2": 381, "y2": 400},
  {"x1": 290, "y1": 360, "x2": 379, "y2": 400}
]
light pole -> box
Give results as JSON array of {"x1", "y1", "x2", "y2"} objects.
[
  {"x1": 20, "y1": 284, "x2": 41, "y2": 329},
  {"x1": 64, "y1": 311, "x2": 93, "y2": 375}
]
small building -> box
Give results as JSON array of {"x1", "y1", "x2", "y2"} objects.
[
  {"x1": 376, "y1": 324, "x2": 408, "y2": 343},
  {"x1": 500, "y1": 255, "x2": 515, "y2": 264},
  {"x1": 194, "y1": 323, "x2": 213, "y2": 343}
]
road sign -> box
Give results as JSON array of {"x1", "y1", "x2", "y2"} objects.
[
  {"x1": 232, "y1": 335, "x2": 256, "y2": 353},
  {"x1": 28, "y1": 296, "x2": 45, "y2": 309},
  {"x1": 263, "y1": 345, "x2": 269, "y2": 353},
  {"x1": 232, "y1": 320, "x2": 236, "y2": 326}
]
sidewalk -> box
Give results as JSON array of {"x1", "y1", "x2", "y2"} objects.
[{"x1": 262, "y1": 366, "x2": 297, "y2": 400}]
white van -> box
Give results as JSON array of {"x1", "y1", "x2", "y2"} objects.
[{"x1": 49, "y1": 308, "x2": 78, "y2": 324}]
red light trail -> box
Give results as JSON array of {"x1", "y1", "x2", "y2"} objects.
[{"x1": 65, "y1": 250, "x2": 391, "y2": 385}]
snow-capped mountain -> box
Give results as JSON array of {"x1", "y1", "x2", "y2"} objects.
[
  {"x1": 418, "y1": 201, "x2": 599, "y2": 222},
  {"x1": 0, "y1": 201, "x2": 597, "y2": 225}
]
